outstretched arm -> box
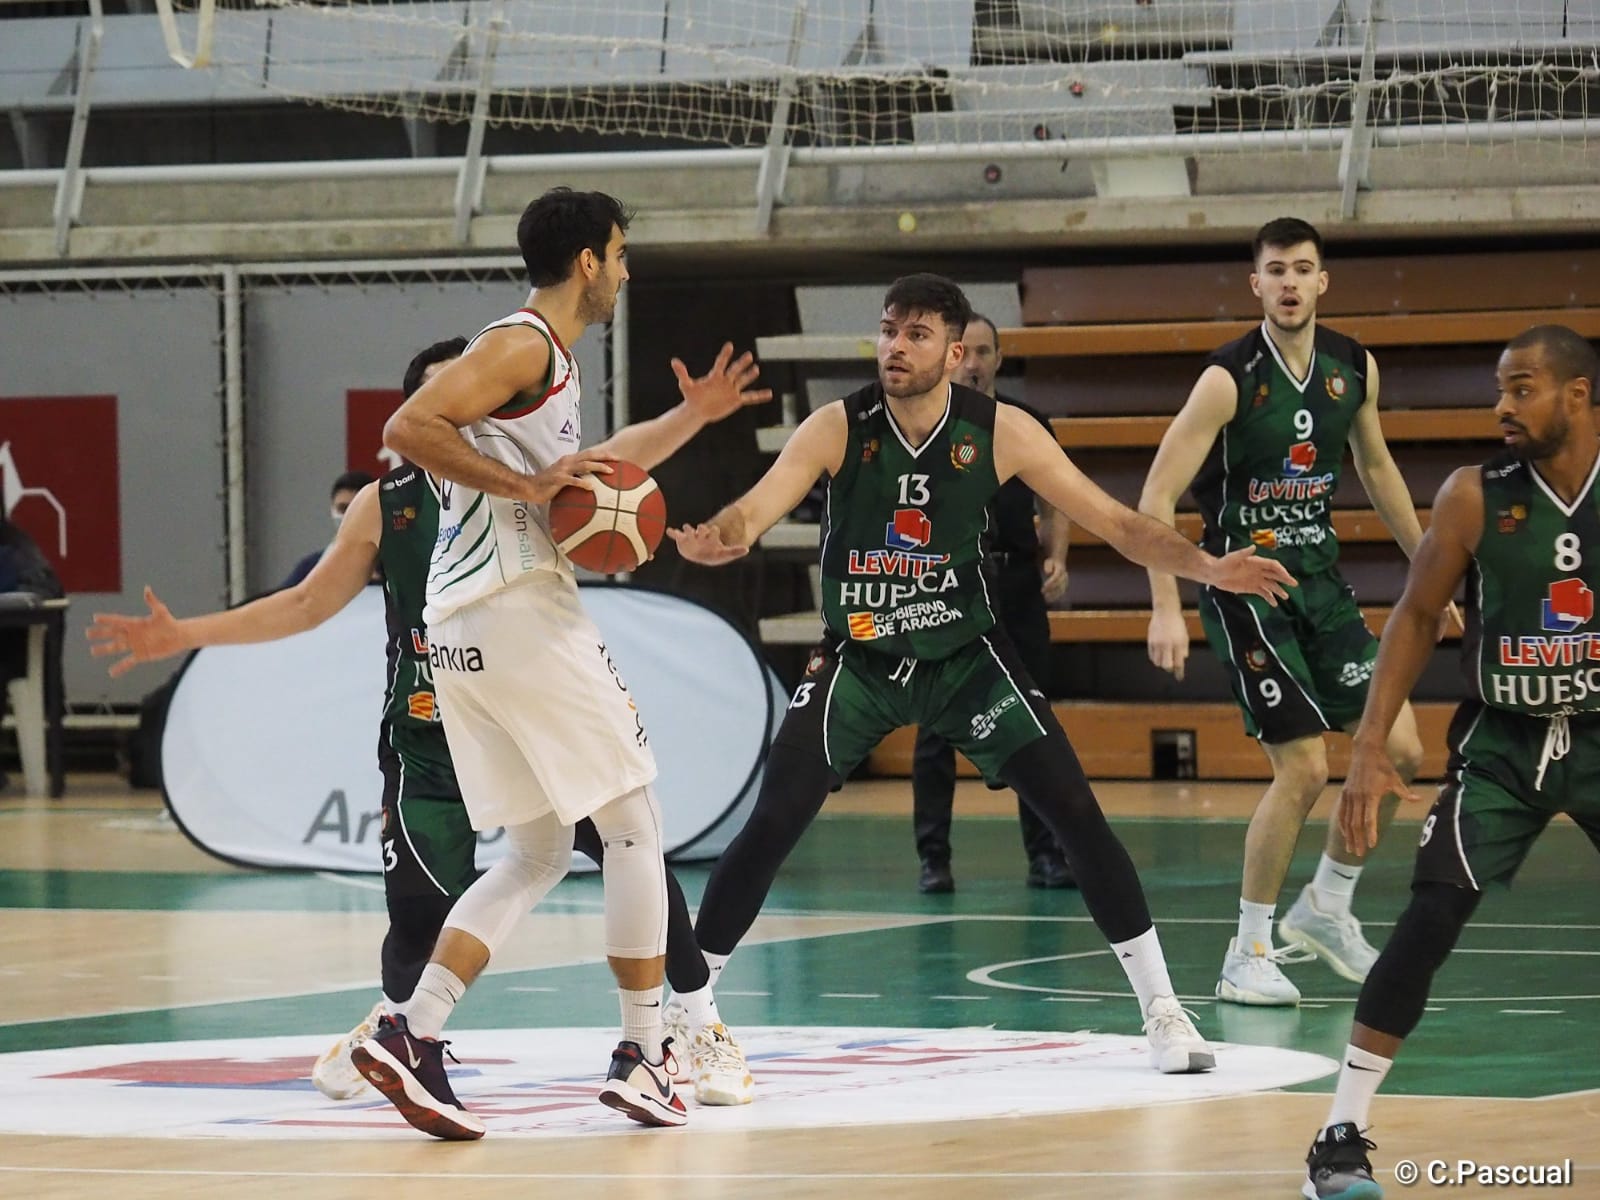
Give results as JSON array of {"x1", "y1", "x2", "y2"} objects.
[
  {"x1": 592, "y1": 343, "x2": 772, "y2": 471},
  {"x1": 87, "y1": 482, "x2": 384, "y2": 676},
  {"x1": 668, "y1": 402, "x2": 848, "y2": 565},
  {"x1": 1137, "y1": 365, "x2": 1237, "y2": 679},
  {"x1": 1339, "y1": 466, "x2": 1481, "y2": 853},
  {"x1": 995, "y1": 403, "x2": 1293, "y2": 601}
]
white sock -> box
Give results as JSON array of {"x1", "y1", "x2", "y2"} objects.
[
  {"x1": 1237, "y1": 899, "x2": 1275, "y2": 954},
  {"x1": 676, "y1": 983, "x2": 721, "y2": 1031},
  {"x1": 402, "y1": 964, "x2": 465, "y2": 1040},
  {"x1": 703, "y1": 950, "x2": 731, "y2": 986},
  {"x1": 1326, "y1": 1043, "x2": 1392, "y2": 1130},
  {"x1": 1311, "y1": 855, "x2": 1362, "y2": 915},
  {"x1": 620, "y1": 986, "x2": 665, "y2": 1061},
  {"x1": 1109, "y1": 927, "x2": 1176, "y2": 1014}
]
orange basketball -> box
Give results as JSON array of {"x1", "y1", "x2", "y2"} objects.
[{"x1": 546, "y1": 460, "x2": 667, "y2": 574}]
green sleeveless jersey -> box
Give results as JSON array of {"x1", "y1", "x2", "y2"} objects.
[
  {"x1": 1192, "y1": 324, "x2": 1367, "y2": 576},
  {"x1": 819, "y1": 382, "x2": 1001, "y2": 659},
  {"x1": 1467, "y1": 450, "x2": 1600, "y2": 716},
  {"x1": 376, "y1": 465, "x2": 460, "y2": 797}
]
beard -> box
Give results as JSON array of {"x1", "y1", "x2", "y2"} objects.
[
  {"x1": 881, "y1": 359, "x2": 947, "y2": 399},
  {"x1": 577, "y1": 279, "x2": 619, "y2": 326},
  {"x1": 1510, "y1": 414, "x2": 1569, "y2": 461}
]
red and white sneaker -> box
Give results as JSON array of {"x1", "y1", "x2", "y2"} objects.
[
  {"x1": 350, "y1": 1013, "x2": 485, "y2": 1140},
  {"x1": 597, "y1": 1040, "x2": 688, "y2": 1127}
]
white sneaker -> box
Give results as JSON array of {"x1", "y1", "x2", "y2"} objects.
[
  {"x1": 1143, "y1": 995, "x2": 1215, "y2": 1074},
  {"x1": 1216, "y1": 937, "x2": 1306, "y2": 1006},
  {"x1": 1280, "y1": 885, "x2": 1380, "y2": 983},
  {"x1": 691, "y1": 1022, "x2": 754, "y2": 1106},
  {"x1": 663, "y1": 1000, "x2": 692, "y2": 1084},
  {"x1": 311, "y1": 1000, "x2": 385, "y2": 1100}
]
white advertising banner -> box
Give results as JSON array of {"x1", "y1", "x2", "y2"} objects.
[{"x1": 162, "y1": 585, "x2": 785, "y2": 872}]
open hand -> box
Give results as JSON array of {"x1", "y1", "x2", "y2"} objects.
[
  {"x1": 1337, "y1": 741, "x2": 1421, "y2": 855},
  {"x1": 86, "y1": 586, "x2": 183, "y2": 677},
  {"x1": 666, "y1": 522, "x2": 748, "y2": 566},
  {"x1": 1208, "y1": 546, "x2": 1296, "y2": 604},
  {"x1": 673, "y1": 343, "x2": 773, "y2": 423},
  {"x1": 522, "y1": 451, "x2": 618, "y2": 506}
]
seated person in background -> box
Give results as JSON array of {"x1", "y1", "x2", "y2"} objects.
[
  {"x1": 282, "y1": 471, "x2": 377, "y2": 588},
  {"x1": 0, "y1": 513, "x2": 64, "y2": 790}
]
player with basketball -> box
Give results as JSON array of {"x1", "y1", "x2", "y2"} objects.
[
  {"x1": 85, "y1": 334, "x2": 756, "y2": 1115},
  {"x1": 671, "y1": 273, "x2": 1297, "y2": 1074},
  {"x1": 354, "y1": 187, "x2": 769, "y2": 1137}
]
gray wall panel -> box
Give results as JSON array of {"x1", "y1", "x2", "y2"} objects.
[{"x1": 0, "y1": 286, "x2": 226, "y2": 706}]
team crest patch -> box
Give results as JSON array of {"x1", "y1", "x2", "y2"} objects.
[
  {"x1": 0, "y1": 1028, "x2": 1335, "y2": 1138},
  {"x1": 861, "y1": 437, "x2": 880, "y2": 464},
  {"x1": 1245, "y1": 646, "x2": 1270, "y2": 672},
  {"x1": 1325, "y1": 369, "x2": 1348, "y2": 401},
  {"x1": 1253, "y1": 384, "x2": 1270, "y2": 408},
  {"x1": 805, "y1": 650, "x2": 826, "y2": 676},
  {"x1": 951, "y1": 435, "x2": 979, "y2": 471},
  {"x1": 1250, "y1": 529, "x2": 1277, "y2": 549},
  {"x1": 1497, "y1": 504, "x2": 1527, "y2": 534}
]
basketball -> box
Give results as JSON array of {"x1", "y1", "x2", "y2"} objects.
[{"x1": 546, "y1": 460, "x2": 667, "y2": 573}]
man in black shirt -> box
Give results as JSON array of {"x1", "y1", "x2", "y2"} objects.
[{"x1": 911, "y1": 313, "x2": 1075, "y2": 892}]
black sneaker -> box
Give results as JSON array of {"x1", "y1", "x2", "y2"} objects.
[
  {"x1": 1026, "y1": 851, "x2": 1076, "y2": 889},
  {"x1": 1302, "y1": 1121, "x2": 1383, "y2": 1199},
  {"x1": 350, "y1": 1013, "x2": 485, "y2": 1140},
  {"x1": 597, "y1": 1040, "x2": 687, "y2": 1127},
  {"x1": 918, "y1": 859, "x2": 955, "y2": 893}
]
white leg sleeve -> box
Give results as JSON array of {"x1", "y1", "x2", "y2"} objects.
[
  {"x1": 441, "y1": 814, "x2": 571, "y2": 955},
  {"x1": 588, "y1": 785, "x2": 668, "y2": 960}
]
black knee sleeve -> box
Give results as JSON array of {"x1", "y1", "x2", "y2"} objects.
[
  {"x1": 573, "y1": 817, "x2": 603, "y2": 865},
  {"x1": 1355, "y1": 882, "x2": 1480, "y2": 1039},
  {"x1": 694, "y1": 742, "x2": 835, "y2": 957},
  {"x1": 999, "y1": 730, "x2": 1153, "y2": 943},
  {"x1": 380, "y1": 892, "x2": 457, "y2": 1003}
]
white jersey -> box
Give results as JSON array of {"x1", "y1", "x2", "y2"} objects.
[{"x1": 423, "y1": 309, "x2": 583, "y2": 624}]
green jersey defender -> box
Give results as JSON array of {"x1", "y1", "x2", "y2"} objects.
[{"x1": 819, "y1": 381, "x2": 1001, "y2": 661}]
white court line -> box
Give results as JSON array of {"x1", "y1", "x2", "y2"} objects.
[{"x1": 819, "y1": 993, "x2": 880, "y2": 999}]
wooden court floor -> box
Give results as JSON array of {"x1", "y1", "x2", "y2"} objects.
[{"x1": 0, "y1": 775, "x2": 1595, "y2": 1199}]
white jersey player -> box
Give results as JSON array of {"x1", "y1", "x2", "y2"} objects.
[{"x1": 353, "y1": 187, "x2": 769, "y2": 1139}]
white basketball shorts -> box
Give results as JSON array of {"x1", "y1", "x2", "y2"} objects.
[{"x1": 427, "y1": 572, "x2": 658, "y2": 829}]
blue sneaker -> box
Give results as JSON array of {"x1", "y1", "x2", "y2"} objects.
[{"x1": 1302, "y1": 1121, "x2": 1383, "y2": 1199}]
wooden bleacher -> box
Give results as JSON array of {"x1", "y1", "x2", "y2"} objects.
[
  {"x1": 757, "y1": 248, "x2": 1593, "y2": 778},
  {"x1": 865, "y1": 700, "x2": 1457, "y2": 781}
]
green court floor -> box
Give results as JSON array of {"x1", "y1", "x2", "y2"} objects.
[{"x1": 2, "y1": 810, "x2": 1594, "y2": 1101}]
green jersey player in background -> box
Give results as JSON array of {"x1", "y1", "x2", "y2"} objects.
[{"x1": 1140, "y1": 217, "x2": 1445, "y2": 1007}]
